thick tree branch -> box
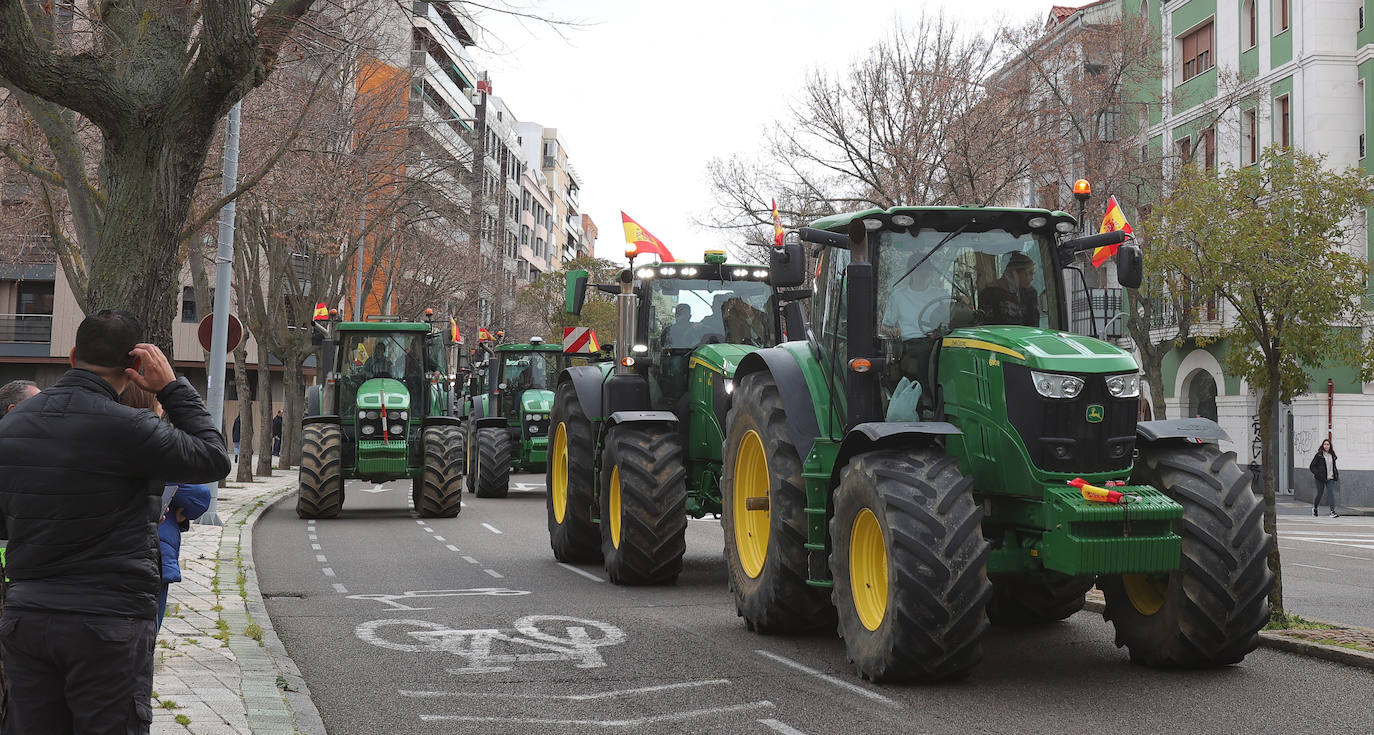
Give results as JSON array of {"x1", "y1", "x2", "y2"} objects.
[{"x1": 0, "y1": 2, "x2": 126, "y2": 130}]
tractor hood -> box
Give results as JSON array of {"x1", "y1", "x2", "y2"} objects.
[
  {"x1": 943, "y1": 326, "x2": 1138, "y2": 374},
  {"x1": 521, "y1": 389, "x2": 554, "y2": 414},
  {"x1": 356, "y1": 378, "x2": 411, "y2": 411},
  {"x1": 688, "y1": 343, "x2": 757, "y2": 377}
]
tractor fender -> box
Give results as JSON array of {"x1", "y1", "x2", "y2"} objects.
[
  {"x1": 475, "y1": 417, "x2": 507, "y2": 430},
  {"x1": 734, "y1": 348, "x2": 822, "y2": 462},
  {"x1": 561, "y1": 365, "x2": 607, "y2": 421},
  {"x1": 1137, "y1": 418, "x2": 1230, "y2": 444},
  {"x1": 830, "y1": 421, "x2": 963, "y2": 487},
  {"x1": 302, "y1": 415, "x2": 340, "y2": 426},
  {"x1": 422, "y1": 416, "x2": 463, "y2": 427},
  {"x1": 606, "y1": 410, "x2": 678, "y2": 427}
]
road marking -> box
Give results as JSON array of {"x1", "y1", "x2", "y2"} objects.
[
  {"x1": 322, "y1": 567, "x2": 336, "y2": 577},
  {"x1": 1292, "y1": 563, "x2": 1336, "y2": 571},
  {"x1": 433, "y1": 535, "x2": 446, "y2": 541},
  {"x1": 347, "y1": 588, "x2": 530, "y2": 610},
  {"x1": 356, "y1": 615, "x2": 626, "y2": 673},
  {"x1": 311, "y1": 543, "x2": 321, "y2": 551},
  {"x1": 482, "y1": 523, "x2": 503, "y2": 535},
  {"x1": 484, "y1": 569, "x2": 504, "y2": 579},
  {"x1": 755, "y1": 650, "x2": 897, "y2": 707},
  {"x1": 558, "y1": 563, "x2": 605, "y2": 583},
  {"x1": 419, "y1": 701, "x2": 774, "y2": 725},
  {"x1": 400, "y1": 679, "x2": 730, "y2": 701},
  {"x1": 360, "y1": 484, "x2": 389, "y2": 494},
  {"x1": 760, "y1": 719, "x2": 809, "y2": 735},
  {"x1": 315, "y1": 555, "x2": 328, "y2": 563},
  {"x1": 1329, "y1": 553, "x2": 1373, "y2": 561},
  {"x1": 332, "y1": 583, "x2": 349, "y2": 594},
  {"x1": 415, "y1": 520, "x2": 427, "y2": 525},
  {"x1": 308, "y1": 534, "x2": 317, "y2": 541},
  {"x1": 422, "y1": 527, "x2": 434, "y2": 533},
  {"x1": 446, "y1": 544, "x2": 460, "y2": 552}
]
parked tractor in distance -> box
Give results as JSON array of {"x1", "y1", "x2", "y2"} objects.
[
  {"x1": 546, "y1": 249, "x2": 805, "y2": 584},
  {"x1": 719, "y1": 205, "x2": 1272, "y2": 683},
  {"x1": 299, "y1": 313, "x2": 465, "y2": 519}
]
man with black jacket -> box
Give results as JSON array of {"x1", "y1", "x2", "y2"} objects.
[{"x1": 0, "y1": 309, "x2": 231, "y2": 735}]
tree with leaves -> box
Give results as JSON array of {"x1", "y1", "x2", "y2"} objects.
[
  {"x1": 1146, "y1": 147, "x2": 1374, "y2": 618},
  {"x1": 516, "y1": 256, "x2": 620, "y2": 345}
]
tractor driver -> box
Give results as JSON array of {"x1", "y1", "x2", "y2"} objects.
[
  {"x1": 361, "y1": 341, "x2": 392, "y2": 378},
  {"x1": 979, "y1": 251, "x2": 1040, "y2": 327},
  {"x1": 662, "y1": 303, "x2": 699, "y2": 349},
  {"x1": 881, "y1": 253, "x2": 953, "y2": 392}
]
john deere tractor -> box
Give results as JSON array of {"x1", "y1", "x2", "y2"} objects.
[
  {"x1": 298, "y1": 314, "x2": 465, "y2": 518},
  {"x1": 464, "y1": 338, "x2": 577, "y2": 498},
  {"x1": 546, "y1": 250, "x2": 800, "y2": 584},
  {"x1": 718, "y1": 206, "x2": 1273, "y2": 683}
]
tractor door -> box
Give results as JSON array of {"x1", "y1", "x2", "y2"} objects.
[{"x1": 808, "y1": 246, "x2": 853, "y2": 432}]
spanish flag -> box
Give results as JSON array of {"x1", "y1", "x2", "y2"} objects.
[
  {"x1": 771, "y1": 198, "x2": 785, "y2": 247},
  {"x1": 450, "y1": 318, "x2": 462, "y2": 343},
  {"x1": 478, "y1": 327, "x2": 494, "y2": 342},
  {"x1": 353, "y1": 342, "x2": 368, "y2": 367},
  {"x1": 313, "y1": 302, "x2": 329, "y2": 321},
  {"x1": 621, "y1": 212, "x2": 675, "y2": 262},
  {"x1": 1093, "y1": 196, "x2": 1132, "y2": 268}
]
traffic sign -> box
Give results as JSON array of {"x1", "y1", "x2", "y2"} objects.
[{"x1": 198, "y1": 313, "x2": 243, "y2": 353}]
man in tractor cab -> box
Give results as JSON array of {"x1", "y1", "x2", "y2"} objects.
[
  {"x1": 881, "y1": 252, "x2": 955, "y2": 397},
  {"x1": 662, "y1": 303, "x2": 699, "y2": 349},
  {"x1": 361, "y1": 341, "x2": 392, "y2": 378},
  {"x1": 979, "y1": 251, "x2": 1040, "y2": 327}
]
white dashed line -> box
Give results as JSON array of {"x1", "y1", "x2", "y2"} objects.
[
  {"x1": 557, "y1": 563, "x2": 605, "y2": 583},
  {"x1": 1292, "y1": 563, "x2": 1337, "y2": 571},
  {"x1": 308, "y1": 534, "x2": 317, "y2": 541},
  {"x1": 421, "y1": 527, "x2": 434, "y2": 533},
  {"x1": 315, "y1": 555, "x2": 328, "y2": 563},
  {"x1": 1329, "y1": 553, "x2": 1373, "y2": 561},
  {"x1": 483, "y1": 569, "x2": 504, "y2": 579},
  {"x1": 311, "y1": 543, "x2": 321, "y2": 551},
  {"x1": 322, "y1": 567, "x2": 336, "y2": 577},
  {"x1": 760, "y1": 719, "x2": 809, "y2": 735},
  {"x1": 415, "y1": 520, "x2": 427, "y2": 525},
  {"x1": 332, "y1": 583, "x2": 349, "y2": 594},
  {"x1": 755, "y1": 650, "x2": 898, "y2": 707},
  {"x1": 481, "y1": 523, "x2": 503, "y2": 534},
  {"x1": 433, "y1": 536, "x2": 445, "y2": 542},
  {"x1": 446, "y1": 545, "x2": 460, "y2": 552},
  {"x1": 462, "y1": 556, "x2": 479, "y2": 565}
]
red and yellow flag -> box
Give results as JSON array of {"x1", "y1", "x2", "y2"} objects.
[
  {"x1": 771, "y1": 198, "x2": 785, "y2": 247},
  {"x1": 313, "y1": 302, "x2": 329, "y2": 321},
  {"x1": 449, "y1": 318, "x2": 461, "y2": 343},
  {"x1": 478, "y1": 327, "x2": 494, "y2": 342},
  {"x1": 621, "y1": 211, "x2": 675, "y2": 262},
  {"x1": 1093, "y1": 195, "x2": 1132, "y2": 268}
]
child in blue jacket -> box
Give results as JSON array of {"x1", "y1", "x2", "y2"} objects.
[{"x1": 158, "y1": 483, "x2": 213, "y2": 630}]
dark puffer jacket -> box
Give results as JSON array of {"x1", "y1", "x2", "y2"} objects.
[{"x1": 0, "y1": 370, "x2": 230, "y2": 619}]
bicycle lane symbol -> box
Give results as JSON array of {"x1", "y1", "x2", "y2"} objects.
[{"x1": 355, "y1": 615, "x2": 627, "y2": 674}]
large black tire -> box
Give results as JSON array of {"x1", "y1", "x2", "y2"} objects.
[
  {"x1": 830, "y1": 448, "x2": 991, "y2": 683},
  {"x1": 721, "y1": 372, "x2": 833, "y2": 634},
  {"x1": 598, "y1": 424, "x2": 686, "y2": 585},
  {"x1": 297, "y1": 423, "x2": 344, "y2": 519},
  {"x1": 475, "y1": 427, "x2": 512, "y2": 498},
  {"x1": 1100, "y1": 442, "x2": 1273, "y2": 667},
  {"x1": 464, "y1": 424, "x2": 476, "y2": 494},
  {"x1": 986, "y1": 573, "x2": 1096, "y2": 625},
  {"x1": 416, "y1": 425, "x2": 464, "y2": 517},
  {"x1": 547, "y1": 382, "x2": 601, "y2": 563}
]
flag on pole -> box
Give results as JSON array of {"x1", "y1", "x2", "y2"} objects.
[
  {"x1": 771, "y1": 198, "x2": 785, "y2": 247},
  {"x1": 621, "y1": 212, "x2": 675, "y2": 262},
  {"x1": 313, "y1": 302, "x2": 329, "y2": 321},
  {"x1": 353, "y1": 342, "x2": 368, "y2": 367},
  {"x1": 1093, "y1": 196, "x2": 1132, "y2": 268},
  {"x1": 450, "y1": 317, "x2": 462, "y2": 343},
  {"x1": 478, "y1": 327, "x2": 494, "y2": 342}
]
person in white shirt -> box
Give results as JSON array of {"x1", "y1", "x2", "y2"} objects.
[{"x1": 881, "y1": 255, "x2": 953, "y2": 398}]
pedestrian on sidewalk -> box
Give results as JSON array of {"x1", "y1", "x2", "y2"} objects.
[
  {"x1": 1310, "y1": 438, "x2": 1340, "y2": 518},
  {"x1": 0, "y1": 309, "x2": 231, "y2": 735},
  {"x1": 233, "y1": 413, "x2": 241, "y2": 458},
  {"x1": 272, "y1": 409, "x2": 283, "y2": 457}
]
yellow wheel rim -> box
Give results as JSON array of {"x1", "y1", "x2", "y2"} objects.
[
  {"x1": 1122, "y1": 573, "x2": 1168, "y2": 616},
  {"x1": 552, "y1": 423, "x2": 569, "y2": 523},
  {"x1": 608, "y1": 465, "x2": 622, "y2": 549},
  {"x1": 850, "y1": 508, "x2": 889, "y2": 631},
  {"x1": 732, "y1": 430, "x2": 770, "y2": 579}
]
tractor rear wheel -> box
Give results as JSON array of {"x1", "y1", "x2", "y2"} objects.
[
  {"x1": 722, "y1": 371, "x2": 833, "y2": 634},
  {"x1": 986, "y1": 573, "x2": 1096, "y2": 625},
  {"x1": 830, "y1": 448, "x2": 991, "y2": 683},
  {"x1": 1100, "y1": 442, "x2": 1272, "y2": 667},
  {"x1": 416, "y1": 425, "x2": 464, "y2": 518},
  {"x1": 547, "y1": 382, "x2": 601, "y2": 563},
  {"x1": 598, "y1": 424, "x2": 686, "y2": 585},
  {"x1": 297, "y1": 423, "x2": 344, "y2": 519},
  {"x1": 464, "y1": 425, "x2": 476, "y2": 494},
  {"x1": 475, "y1": 427, "x2": 512, "y2": 498}
]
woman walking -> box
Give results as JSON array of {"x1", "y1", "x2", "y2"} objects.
[{"x1": 1309, "y1": 438, "x2": 1340, "y2": 518}]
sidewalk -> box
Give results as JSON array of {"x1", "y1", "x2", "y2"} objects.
[{"x1": 151, "y1": 467, "x2": 325, "y2": 735}]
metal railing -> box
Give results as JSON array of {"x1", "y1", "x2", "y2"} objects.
[
  {"x1": 0, "y1": 313, "x2": 53, "y2": 343},
  {"x1": 1070, "y1": 288, "x2": 1124, "y2": 339}
]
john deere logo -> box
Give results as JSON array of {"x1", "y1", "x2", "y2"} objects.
[{"x1": 1086, "y1": 404, "x2": 1105, "y2": 423}]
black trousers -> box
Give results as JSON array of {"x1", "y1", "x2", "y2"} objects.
[{"x1": 0, "y1": 608, "x2": 155, "y2": 735}]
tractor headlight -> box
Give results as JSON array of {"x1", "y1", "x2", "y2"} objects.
[
  {"x1": 723, "y1": 379, "x2": 734, "y2": 394},
  {"x1": 1106, "y1": 373, "x2": 1141, "y2": 398},
  {"x1": 361, "y1": 424, "x2": 376, "y2": 435},
  {"x1": 357, "y1": 410, "x2": 367, "y2": 419},
  {"x1": 397, "y1": 411, "x2": 408, "y2": 420},
  {"x1": 1031, "y1": 371, "x2": 1085, "y2": 399},
  {"x1": 389, "y1": 423, "x2": 404, "y2": 435},
  {"x1": 366, "y1": 410, "x2": 379, "y2": 420}
]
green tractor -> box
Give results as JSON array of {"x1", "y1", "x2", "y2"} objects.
[
  {"x1": 546, "y1": 250, "x2": 799, "y2": 584},
  {"x1": 464, "y1": 338, "x2": 576, "y2": 498},
  {"x1": 718, "y1": 206, "x2": 1273, "y2": 683},
  {"x1": 298, "y1": 314, "x2": 465, "y2": 519}
]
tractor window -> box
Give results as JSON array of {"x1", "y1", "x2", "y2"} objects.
[
  {"x1": 500, "y1": 352, "x2": 558, "y2": 391},
  {"x1": 339, "y1": 332, "x2": 424, "y2": 419},
  {"x1": 646, "y1": 278, "x2": 775, "y2": 353}
]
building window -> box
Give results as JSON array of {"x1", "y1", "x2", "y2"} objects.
[
  {"x1": 1199, "y1": 127, "x2": 1216, "y2": 168},
  {"x1": 1243, "y1": 1, "x2": 1257, "y2": 48},
  {"x1": 1362, "y1": 5, "x2": 1366, "y2": 30},
  {"x1": 1276, "y1": 94, "x2": 1291, "y2": 147},
  {"x1": 1179, "y1": 21, "x2": 1214, "y2": 83},
  {"x1": 1242, "y1": 108, "x2": 1258, "y2": 165},
  {"x1": 1276, "y1": 0, "x2": 1289, "y2": 32},
  {"x1": 1176, "y1": 136, "x2": 1192, "y2": 164},
  {"x1": 181, "y1": 286, "x2": 198, "y2": 323}
]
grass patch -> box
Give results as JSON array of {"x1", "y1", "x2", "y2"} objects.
[
  {"x1": 246, "y1": 622, "x2": 264, "y2": 642},
  {"x1": 1266, "y1": 613, "x2": 1341, "y2": 631},
  {"x1": 175, "y1": 714, "x2": 191, "y2": 726},
  {"x1": 158, "y1": 699, "x2": 179, "y2": 710}
]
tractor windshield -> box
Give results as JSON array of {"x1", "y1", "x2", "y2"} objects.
[
  {"x1": 500, "y1": 351, "x2": 559, "y2": 392},
  {"x1": 647, "y1": 278, "x2": 775, "y2": 353},
  {"x1": 339, "y1": 332, "x2": 425, "y2": 419}
]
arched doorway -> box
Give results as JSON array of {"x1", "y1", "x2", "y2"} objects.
[{"x1": 1184, "y1": 369, "x2": 1218, "y2": 422}]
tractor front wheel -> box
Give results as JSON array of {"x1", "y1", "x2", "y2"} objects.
[
  {"x1": 986, "y1": 573, "x2": 1096, "y2": 625},
  {"x1": 1100, "y1": 442, "x2": 1273, "y2": 667},
  {"x1": 475, "y1": 427, "x2": 512, "y2": 498},
  {"x1": 547, "y1": 382, "x2": 601, "y2": 563},
  {"x1": 297, "y1": 423, "x2": 344, "y2": 519},
  {"x1": 416, "y1": 425, "x2": 464, "y2": 518},
  {"x1": 721, "y1": 371, "x2": 833, "y2": 634},
  {"x1": 598, "y1": 424, "x2": 686, "y2": 585},
  {"x1": 830, "y1": 448, "x2": 991, "y2": 683}
]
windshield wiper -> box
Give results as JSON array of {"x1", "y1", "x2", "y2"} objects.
[{"x1": 893, "y1": 223, "x2": 970, "y2": 287}]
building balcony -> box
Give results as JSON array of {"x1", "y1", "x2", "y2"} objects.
[{"x1": 0, "y1": 313, "x2": 52, "y2": 343}]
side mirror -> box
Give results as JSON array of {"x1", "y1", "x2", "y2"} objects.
[
  {"x1": 768, "y1": 241, "x2": 806, "y2": 287},
  {"x1": 1116, "y1": 242, "x2": 1143, "y2": 289},
  {"x1": 566, "y1": 269, "x2": 589, "y2": 316},
  {"x1": 1058, "y1": 230, "x2": 1126, "y2": 264}
]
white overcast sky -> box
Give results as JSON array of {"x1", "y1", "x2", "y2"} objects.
[{"x1": 471, "y1": 1, "x2": 1049, "y2": 263}]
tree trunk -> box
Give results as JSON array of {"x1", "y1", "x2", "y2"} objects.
[
  {"x1": 233, "y1": 340, "x2": 254, "y2": 482},
  {"x1": 255, "y1": 337, "x2": 274, "y2": 477},
  {"x1": 1257, "y1": 377, "x2": 1285, "y2": 620},
  {"x1": 282, "y1": 351, "x2": 304, "y2": 470}
]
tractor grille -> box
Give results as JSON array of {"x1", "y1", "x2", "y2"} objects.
[
  {"x1": 1003, "y1": 364, "x2": 1136, "y2": 474},
  {"x1": 524, "y1": 414, "x2": 550, "y2": 438}
]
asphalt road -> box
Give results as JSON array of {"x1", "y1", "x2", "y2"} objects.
[
  {"x1": 256, "y1": 476, "x2": 1374, "y2": 735},
  {"x1": 1272, "y1": 500, "x2": 1374, "y2": 628}
]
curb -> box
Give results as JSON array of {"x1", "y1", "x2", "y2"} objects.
[
  {"x1": 1081, "y1": 598, "x2": 1374, "y2": 672},
  {"x1": 220, "y1": 483, "x2": 328, "y2": 735}
]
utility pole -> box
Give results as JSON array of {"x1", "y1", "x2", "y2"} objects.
[{"x1": 202, "y1": 100, "x2": 242, "y2": 526}]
